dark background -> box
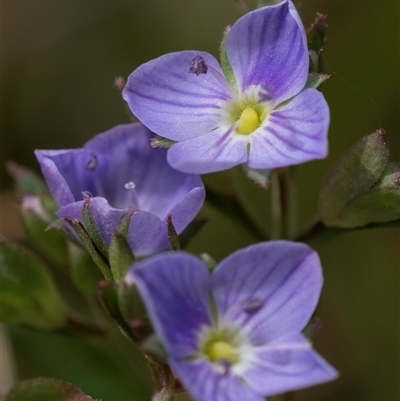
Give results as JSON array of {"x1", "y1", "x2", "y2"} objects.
[{"x1": 2, "y1": 0, "x2": 399, "y2": 400}]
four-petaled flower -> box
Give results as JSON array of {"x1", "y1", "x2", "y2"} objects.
[
  {"x1": 122, "y1": 0, "x2": 329, "y2": 174},
  {"x1": 35, "y1": 123, "x2": 205, "y2": 256},
  {"x1": 126, "y1": 241, "x2": 337, "y2": 401}
]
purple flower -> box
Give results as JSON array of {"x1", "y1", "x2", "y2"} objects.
[
  {"x1": 127, "y1": 241, "x2": 337, "y2": 401},
  {"x1": 35, "y1": 123, "x2": 205, "y2": 256},
  {"x1": 122, "y1": 0, "x2": 329, "y2": 174}
]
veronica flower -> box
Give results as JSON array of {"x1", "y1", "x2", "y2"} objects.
[
  {"x1": 122, "y1": 0, "x2": 329, "y2": 174},
  {"x1": 127, "y1": 241, "x2": 337, "y2": 401},
  {"x1": 35, "y1": 123, "x2": 205, "y2": 256}
]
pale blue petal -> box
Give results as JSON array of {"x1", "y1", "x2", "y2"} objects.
[
  {"x1": 226, "y1": 0, "x2": 308, "y2": 104},
  {"x1": 248, "y1": 89, "x2": 329, "y2": 169},
  {"x1": 169, "y1": 358, "x2": 265, "y2": 401},
  {"x1": 167, "y1": 128, "x2": 248, "y2": 174},
  {"x1": 130, "y1": 252, "x2": 212, "y2": 357},
  {"x1": 211, "y1": 241, "x2": 322, "y2": 343},
  {"x1": 242, "y1": 334, "x2": 338, "y2": 395},
  {"x1": 123, "y1": 51, "x2": 231, "y2": 141}
]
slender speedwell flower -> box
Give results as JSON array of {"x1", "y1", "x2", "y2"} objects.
[
  {"x1": 35, "y1": 123, "x2": 205, "y2": 256},
  {"x1": 122, "y1": 0, "x2": 329, "y2": 174},
  {"x1": 126, "y1": 241, "x2": 337, "y2": 401}
]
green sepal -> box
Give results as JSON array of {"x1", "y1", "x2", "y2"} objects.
[
  {"x1": 178, "y1": 218, "x2": 208, "y2": 249},
  {"x1": 82, "y1": 198, "x2": 109, "y2": 259},
  {"x1": 307, "y1": 12, "x2": 327, "y2": 73},
  {"x1": 302, "y1": 317, "x2": 322, "y2": 339},
  {"x1": 219, "y1": 26, "x2": 237, "y2": 89},
  {"x1": 63, "y1": 218, "x2": 112, "y2": 280},
  {"x1": 109, "y1": 231, "x2": 135, "y2": 282},
  {"x1": 20, "y1": 195, "x2": 68, "y2": 267},
  {"x1": 97, "y1": 280, "x2": 136, "y2": 341},
  {"x1": 141, "y1": 334, "x2": 168, "y2": 363},
  {"x1": 242, "y1": 164, "x2": 272, "y2": 189},
  {"x1": 167, "y1": 215, "x2": 180, "y2": 251},
  {"x1": 336, "y1": 187, "x2": 400, "y2": 228},
  {"x1": 200, "y1": 253, "x2": 217, "y2": 271},
  {"x1": 319, "y1": 129, "x2": 389, "y2": 226},
  {"x1": 375, "y1": 162, "x2": 400, "y2": 188},
  {"x1": 150, "y1": 135, "x2": 177, "y2": 149},
  {"x1": 7, "y1": 161, "x2": 48, "y2": 195},
  {"x1": 68, "y1": 242, "x2": 103, "y2": 296},
  {"x1": 118, "y1": 282, "x2": 147, "y2": 331},
  {"x1": 304, "y1": 72, "x2": 330, "y2": 90},
  {"x1": 3, "y1": 378, "x2": 98, "y2": 401},
  {"x1": 0, "y1": 241, "x2": 66, "y2": 330}
]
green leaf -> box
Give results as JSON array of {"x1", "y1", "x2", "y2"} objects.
[
  {"x1": 3, "y1": 378, "x2": 97, "y2": 401},
  {"x1": 68, "y1": 242, "x2": 103, "y2": 296},
  {"x1": 219, "y1": 26, "x2": 237, "y2": 89},
  {"x1": 336, "y1": 187, "x2": 400, "y2": 228},
  {"x1": 0, "y1": 242, "x2": 66, "y2": 330},
  {"x1": 7, "y1": 162, "x2": 48, "y2": 195},
  {"x1": 63, "y1": 218, "x2": 112, "y2": 280},
  {"x1": 82, "y1": 198, "x2": 109, "y2": 259},
  {"x1": 319, "y1": 129, "x2": 389, "y2": 226},
  {"x1": 375, "y1": 162, "x2": 400, "y2": 188},
  {"x1": 20, "y1": 195, "x2": 68, "y2": 266},
  {"x1": 150, "y1": 135, "x2": 176, "y2": 149}
]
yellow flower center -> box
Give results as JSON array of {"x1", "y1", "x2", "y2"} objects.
[
  {"x1": 237, "y1": 107, "x2": 260, "y2": 135},
  {"x1": 204, "y1": 340, "x2": 238, "y2": 364}
]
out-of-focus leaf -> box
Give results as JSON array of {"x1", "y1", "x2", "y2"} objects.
[
  {"x1": 3, "y1": 378, "x2": 97, "y2": 401},
  {"x1": 7, "y1": 162, "x2": 48, "y2": 195},
  {"x1": 68, "y1": 243, "x2": 103, "y2": 296},
  {"x1": 21, "y1": 195, "x2": 68, "y2": 266},
  {"x1": 319, "y1": 130, "x2": 389, "y2": 226},
  {"x1": 0, "y1": 242, "x2": 66, "y2": 330}
]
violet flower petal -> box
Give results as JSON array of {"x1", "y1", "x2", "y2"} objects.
[
  {"x1": 248, "y1": 89, "x2": 329, "y2": 169},
  {"x1": 225, "y1": 0, "x2": 308, "y2": 104},
  {"x1": 168, "y1": 358, "x2": 265, "y2": 401},
  {"x1": 131, "y1": 252, "x2": 212, "y2": 357},
  {"x1": 211, "y1": 242, "x2": 322, "y2": 343},
  {"x1": 122, "y1": 51, "x2": 231, "y2": 141},
  {"x1": 167, "y1": 127, "x2": 248, "y2": 174},
  {"x1": 241, "y1": 334, "x2": 338, "y2": 395},
  {"x1": 57, "y1": 198, "x2": 168, "y2": 257}
]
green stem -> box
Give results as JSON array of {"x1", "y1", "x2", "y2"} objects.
[
  {"x1": 271, "y1": 172, "x2": 283, "y2": 239},
  {"x1": 282, "y1": 167, "x2": 297, "y2": 239}
]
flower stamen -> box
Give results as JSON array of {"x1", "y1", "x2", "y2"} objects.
[{"x1": 237, "y1": 107, "x2": 260, "y2": 135}]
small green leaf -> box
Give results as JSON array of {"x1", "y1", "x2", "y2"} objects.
[
  {"x1": 82, "y1": 198, "x2": 109, "y2": 259},
  {"x1": 98, "y1": 280, "x2": 136, "y2": 340},
  {"x1": 336, "y1": 187, "x2": 400, "y2": 228},
  {"x1": 319, "y1": 129, "x2": 389, "y2": 226},
  {"x1": 21, "y1": 195, "x2": 68, "y2": 267},
  {"x1": 242, "y1": 165, "x2": 272, "y2": 189},
  {"x1": 63, "y1": 218, "x2": 112, "y2": 280},
  {"x1": 3, "y1": 378, "x2": 97, "y2": 401},
  {"x1": 7, "y1": 162, "x2": 48, "y2": 195},
  {"x1": 68, "y1": 242, "x2": 103, "y2": 296},
  {"x1": 0, "y1": 242, "x2": 66, "y2": 330},
  {"x1": 219, "y1": 26, "x2": 237, "y2": 89},
  {"x1": 375, "y1": 162, "x2": 400, "y2": 188},
  {"x1": 200, "y1": 253, "x2": 217, "y2": 271},
  {"x1": 150, "y1": 135, "x2": 176, "y2": 149}
]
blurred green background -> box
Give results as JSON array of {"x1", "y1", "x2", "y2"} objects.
[{"x1": 2, "y1": 0, "x2": 399, "y2": 400}]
